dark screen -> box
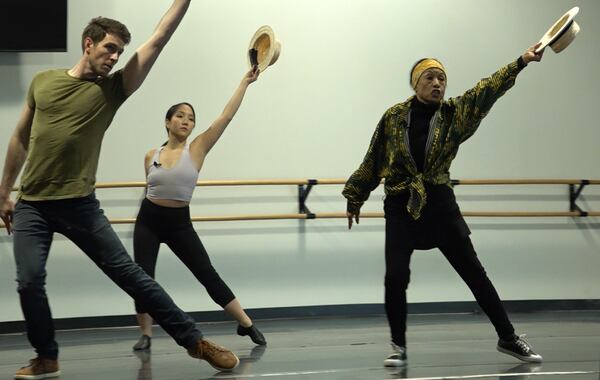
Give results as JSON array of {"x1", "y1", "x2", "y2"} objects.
[{"x1": 0, "y1": 0, "x2": 67, "y2": 52}]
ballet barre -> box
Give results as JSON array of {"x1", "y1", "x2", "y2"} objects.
[{"x1": 2, "y1": 178, "x2": 598, "y2": 226}]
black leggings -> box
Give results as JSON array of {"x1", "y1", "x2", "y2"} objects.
[
  {"x1": 133, "y1": 198, "x2": 235, "y2": 313},
  {"x1": 384, "y1": 218, "x2": 515, "y2": 347}
]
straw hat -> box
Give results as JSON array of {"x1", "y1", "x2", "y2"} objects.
[
  {"x1": 535, "y1": 6, "x2": 580, "y2": 53},
  {"x1": 248, "y1": 25, "x2": 281, "y2": 72}
]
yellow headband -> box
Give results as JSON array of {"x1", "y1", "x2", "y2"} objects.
[{"x1": 411, "y1": 59, "x2": 446, "y2": 89}]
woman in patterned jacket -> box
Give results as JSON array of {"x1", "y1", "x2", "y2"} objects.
[{"x1": 343, "y1": 43, "x2": 545, "y2": 367}]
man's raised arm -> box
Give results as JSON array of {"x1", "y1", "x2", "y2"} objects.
[{"x1": 122, "y1": 0, "x2": 191, "y2": 96}]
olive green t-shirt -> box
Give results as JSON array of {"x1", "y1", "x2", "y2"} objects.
[{"x1": 19, "y1": 69, "x2": 128, "y2": 200}]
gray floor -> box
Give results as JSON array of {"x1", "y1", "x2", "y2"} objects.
[{"x1": 1, "y1": 311, "x2": 599, "y2": 380}]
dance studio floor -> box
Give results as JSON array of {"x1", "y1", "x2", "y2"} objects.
[{"x1": 1, "y1": 311, "x2": 599, "y2": 380}]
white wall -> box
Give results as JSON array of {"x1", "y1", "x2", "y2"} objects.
[{"x1": 0, "y1": 0, "x2": 599, "y2": 322}]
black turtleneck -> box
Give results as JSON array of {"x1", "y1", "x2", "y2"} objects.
[
  {"x1": 409, "y1": 97, "x2": 439, "y2": 172},
  {"x1": 404, "y1": 97, "x2": 459, "y2": 222}
]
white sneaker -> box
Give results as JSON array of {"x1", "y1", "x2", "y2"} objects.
[{"x1": 383, "y1": 343, "x2": 407, "y2": 367}]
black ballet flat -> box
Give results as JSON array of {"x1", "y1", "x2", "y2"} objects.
[
  {"x1": 237, "y1": 324, "x2": 267, "y2": 346},
  {"x1": 132, "y1": 334, "x2": 152, "y2": 351}
]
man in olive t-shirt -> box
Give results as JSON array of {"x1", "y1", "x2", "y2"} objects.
[
  {"x1": 0, "y1": 1, "x2": 240, "y2": 378},
  {"x1": 19, "y1": 68, "x2": 127, "y2": 199}
]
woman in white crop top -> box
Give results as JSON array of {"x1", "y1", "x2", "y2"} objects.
[{"x1": 132, "y1": 66, "x2": 266, "y2": 351}]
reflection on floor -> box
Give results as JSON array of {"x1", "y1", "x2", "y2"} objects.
[{"x1": 1, "y1": 311, "x2": 599, "y2": 379}]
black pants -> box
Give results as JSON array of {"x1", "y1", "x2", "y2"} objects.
[
  {"x1": 384, "y1": 218, "x2": 515, "y2": 347},
  {"x1": 133, "y1": 198, "x2": 235, "y2": 313}
]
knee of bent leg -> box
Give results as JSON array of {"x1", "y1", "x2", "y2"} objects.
[{"x1": 16, "y1": 272, "x2": 47, "y2": 293}]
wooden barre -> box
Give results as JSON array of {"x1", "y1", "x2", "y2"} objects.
[
  {"x1": 1, "y1": 211, "x2": 599, "y2": 228},
  {"x1": 91, "y1": 178, "x2": 600, "y2": 188},
  {"x1": 95, "y1": 179, "x2": 325, "y2": 188},
  {"x1": 9, "y1": 178, "x2": 600, "y2": 191},
  {"x1": 316, "y1": 211, "x2": 600, "y2": 218},
  {"x1": 453, "y1": 179, "x2": 600, "y2": 185},
  {"x1": 85, "y1": 179, "x2": 351, "y2": 189},
  {"x1": 53, "y1": 211, "x2": 600, "y2": 225},
  {"x1": 2, "y1": 178, "x2": 597, "y2": 227},
  {"x1": 132, "y1": 211, "x2": 600, "y2": 223}
]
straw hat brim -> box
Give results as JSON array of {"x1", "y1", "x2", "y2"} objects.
[
  {"x1": 536, "y1": 6, "x2": 580, "y2": 54},
  {"x1": 248, "y1": 25, "x2": 281, "y2": 72}
]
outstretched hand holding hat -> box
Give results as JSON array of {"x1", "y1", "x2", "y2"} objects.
[
  {"x1": 248, "y1": 25, "x2": 281, "y2": 72},
  {"x1": 521, "y1": 42, "x2": 545, "y2": 65},
  {"x1": 243, "y1": 64, "x2": 260, "y2": 85}
]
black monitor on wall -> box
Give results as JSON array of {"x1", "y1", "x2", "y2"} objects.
[{"x1": 0, "y1": 0, "x2": 68, "y2": 52}]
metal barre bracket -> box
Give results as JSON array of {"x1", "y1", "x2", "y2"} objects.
[
  {"x1": 569, "y1": 180, "x2": 590, "y2": 215},
  {"x1": 298, "y1": 179, "x2": 318, "y2": 214}
]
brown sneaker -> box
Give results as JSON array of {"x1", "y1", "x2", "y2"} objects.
[
  {"x1": 187, "y1": 339, "x2": 239, "y2": 371},
  {"x1": 15, "y1": 357, "x2": 60, "y2": 379}
]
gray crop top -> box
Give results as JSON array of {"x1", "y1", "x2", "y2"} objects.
[{"x1": 146, "y1": 145, "x2": 199, "y2": 203}]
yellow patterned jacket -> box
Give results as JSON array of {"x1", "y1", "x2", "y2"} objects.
[{"x1": 343, "y1": 59, "x2": 525, "y2": 219}]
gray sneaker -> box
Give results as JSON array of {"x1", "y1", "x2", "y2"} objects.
[
  {"x1": 497, "y1": 334, "x2": 543, "y2": 363},
  {"x1": 383, "y1": 343, "x2": 407, "y2": 367}
]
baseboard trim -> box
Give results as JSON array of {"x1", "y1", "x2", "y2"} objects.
[{"x1": 1, "y1": 299, "x2": 599, "y2": 334}]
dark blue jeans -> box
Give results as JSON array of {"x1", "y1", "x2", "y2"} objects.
[{"x1": 13, "y1": 193, "x2": 202, "y2": 360}]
